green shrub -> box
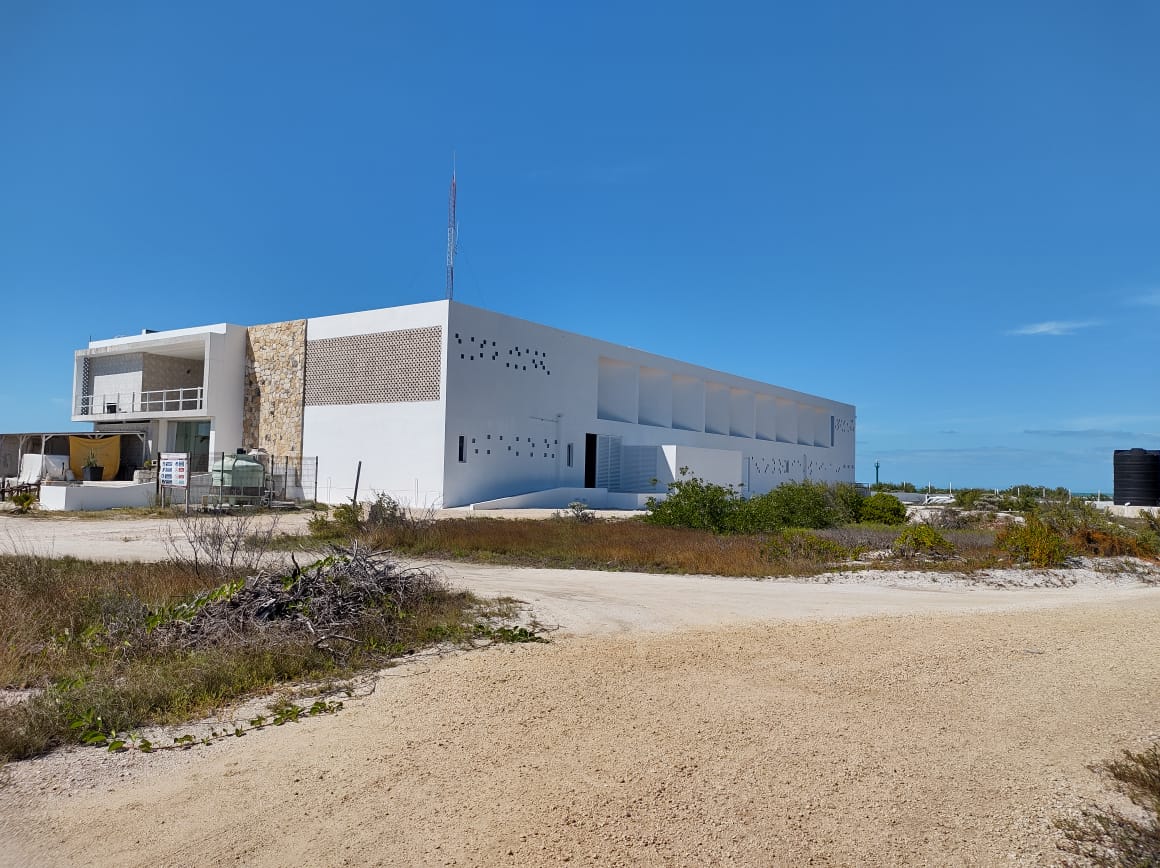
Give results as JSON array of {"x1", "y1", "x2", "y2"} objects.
[
  {"x1": 11, "y1": 491, "x2": 36, "y2": 514},
  {"x1": 306, "y1": 499, "x2": 364, "y2": 539},
  {"x1": 892, "y1": 524, "x2": 955, "y2": 558},
  {"x1": 1034, "y1": 500, "x2": 1159, "y2": 559},
  {"x1": 861, "y1": 492, "x2": 907, "y2": 525},
  {"x1": 646, "y1": 476, "x2": 869, "y2": 534},
  {"x1": 996, "y1": 517, "x2": 1072, "y2": 568},
  {"x1": 739, "y1": 481, "x2": 837, "y2": 531},
  {"x1": 953, "y1": 488, "x2": 987, "y2": 510},
  {"x1": 558, "y1": 501, "x2": 596, "y2": 523},
  {"x1": 306, "y1": 511, "x2": 335, "y2": 537},
  {"x1": 644, "y1": 472, "x2": 740, "y2": 533},
  {"x1": 873, "y1": 480, "x2": 917, "y2": 493},
  {"x1": 1136, "y1": 512, "x2": 1160, "y2": 557},
  {"x1": 1036, "y1": 500, "x2": 1100, "y2": 536},
  {"x1": 331, "y1": 500, "x2": 363, "y2": 532},
  {"x1": 830, "y1": 483, "x2": 864, "y2": 525},
  {"x1": 366, "y1": 492, "x2": 405, "y2": 528}
]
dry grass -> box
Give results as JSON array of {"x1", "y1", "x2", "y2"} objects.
[
  {"x1": 0, "y1": 552, "x2": 488, "y2": 762},
  {"x1": 364, "y1": 517, "x2": 782, "y2": 575},
  {"x1": 297, "y1": 517, "x2": 1003, "y2": 577},
  {"x1": 1056, "y1": 742, "x2": 1160, "y2": 865},
  {"x1": 0, "y1": 555, "x2": 211, "y2": 687}
]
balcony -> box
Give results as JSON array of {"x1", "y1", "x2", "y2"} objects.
[{"x1": 75, "y1": 386, "x2": 205, "y2": 418}]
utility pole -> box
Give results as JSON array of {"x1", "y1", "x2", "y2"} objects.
[
  {"x1": 445, "y1": 155, "x2": 458, "y2": 300},
  {"x1": 874, "y1": 460, "x2": 880, "y2": 487}
]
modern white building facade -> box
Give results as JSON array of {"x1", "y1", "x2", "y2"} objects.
[{"x1": 71, "y1": 300, "x2": 855, "y2": 508}]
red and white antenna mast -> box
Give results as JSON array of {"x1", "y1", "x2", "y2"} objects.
[{"x1": 445, "y1": 155, "x2": 458, "y2": 300}]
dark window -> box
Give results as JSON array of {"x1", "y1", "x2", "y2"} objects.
[
  {"x1": 458, "y1": 436, "x2": 465, "y2": 463},
  {"x1": 567, "y1": 444, "x2": 574, "y2": 467}
]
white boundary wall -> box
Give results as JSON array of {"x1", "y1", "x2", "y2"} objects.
[{"x1": 39, "y1": 482, "x2": 155, "y2": 511}]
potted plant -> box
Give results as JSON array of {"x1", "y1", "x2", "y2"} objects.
[{"x1": 82, "y1": 450, "x2": 104, "y2": 482}]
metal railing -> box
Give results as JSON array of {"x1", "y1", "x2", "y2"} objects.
[{"x1": 77, "y1": 387, "x2": 204, "y2": 416}]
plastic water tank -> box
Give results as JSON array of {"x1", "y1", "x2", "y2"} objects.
[
  {"x1": 1113, "y1": 448, "x2": 1160, "y2": 506},
  {"x1": 210, "y1": 455, "x2": 266, "y2": 490}
]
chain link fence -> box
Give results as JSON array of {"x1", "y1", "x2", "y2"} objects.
[{"x1": 163, "y1": 453, "x2": 318, "y2": 510}]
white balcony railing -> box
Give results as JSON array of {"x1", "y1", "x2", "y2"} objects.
[{"x1": 76, "y1": 386, "x2": 204, "y2": 416}]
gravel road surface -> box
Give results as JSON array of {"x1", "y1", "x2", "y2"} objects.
[{"x1": 1, "y1": 513, "x2": 1158, "y2": 866}]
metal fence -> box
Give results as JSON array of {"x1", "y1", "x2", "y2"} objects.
[{"x1": 162, "y1": 452, "x2": 318, "y2": 510}]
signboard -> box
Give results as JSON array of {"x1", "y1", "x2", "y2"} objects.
[{"x1": 159, "y1": 452, "x2": 189, "y2": 488}]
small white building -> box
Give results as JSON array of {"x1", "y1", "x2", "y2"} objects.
[{"x1": 71, "y1": 300, "x2": 855, "y2": 508}]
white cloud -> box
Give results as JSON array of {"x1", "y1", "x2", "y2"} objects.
[
  {"x1": 1007, "y1": 320, "x2": 1099, "y2": 337},
  {"x1": 1130, "y1": 288, "x2": 1160, "y2": 307}
]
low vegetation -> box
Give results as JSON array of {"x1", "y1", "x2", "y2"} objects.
[
  {"x1": 891, "y1": 524, "x2": 955, "y2": 559},
  {"x1": 644, "y1": 476, "x2": 878, "y2": 534},
  {"x1": 1056, "y1": 741, "x2": 1160, "y2": 865},
  {"x1": 996, "y1": 517, "x2": 1074, "y2": 568},
  {"x1": 276, "y1": 483, "x2": 1158, "y2": 579},
  {"x1": 860, "y1": 491, "x2": 908, "y2": 525},
  {"x1": 0, "y1": 538, "x2": 536, "y2": 763}
]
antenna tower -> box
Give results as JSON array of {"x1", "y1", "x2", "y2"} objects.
[{"x1": 445, "y1": 157, "x2": 457, "y2": 300}]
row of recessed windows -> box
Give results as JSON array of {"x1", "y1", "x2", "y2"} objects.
[
  {"x1": 453, "y1": 334, "x2": 551, "y2": 374},
  {"x1": 457, "y1": 435, "x2": 575, "y2": 466},
  {"x1": 454, "y1": 333, "x2": 548, "y2": 356}
]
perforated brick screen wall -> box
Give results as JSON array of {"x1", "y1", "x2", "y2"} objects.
[{"x1": 304, "y1": 326, "x2": 442, "y2": 405}]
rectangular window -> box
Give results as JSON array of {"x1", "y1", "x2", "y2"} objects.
[
  {"x1": 458, "y1": 436, "x2": 466, "y2": 463},
  {"x1": 566, "y1": 443, "x2": 574, "y2": 467},
  {"x1": 830, "y1": 416, "x2": 835, "y2": 448}
]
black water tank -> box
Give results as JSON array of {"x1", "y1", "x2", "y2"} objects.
[{"x1": 1113, "y1": 449, "x2": 1160, "y2": 505}]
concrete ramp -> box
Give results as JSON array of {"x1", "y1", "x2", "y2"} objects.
[{"x1": 469, "y1": 487, "x2": 655, "y2": 511}]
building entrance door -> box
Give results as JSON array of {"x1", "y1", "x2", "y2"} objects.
[
  {"x1": 174, "y1": 420, "x2": 211, "y2": 472},
  {"x1": 584, "y1": 433, "x2": 597, "y2": 488}
]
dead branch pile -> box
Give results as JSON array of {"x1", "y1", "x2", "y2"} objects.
[{"x1": 152, "y1": 545, "x2": 446, "y2": 651}]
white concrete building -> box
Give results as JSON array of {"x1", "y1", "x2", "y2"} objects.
[
  {"x1": 71, "y1": 300, "x2": 855, "y2": 508},
  {"x1": 71, "y1": 323, "x2": 246, "y2": 472}
]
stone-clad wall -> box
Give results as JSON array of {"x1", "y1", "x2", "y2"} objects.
[
  {"x1": 141, "y1": 354, "x2": 204, "y2": 392},
  {"x1": 243, "y1": 320, "x2": 307, "y2": 455}
]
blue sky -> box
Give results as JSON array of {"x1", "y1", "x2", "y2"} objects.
[{"x1": 1, "y1": 1, "x2": 1157, "y2": 491}]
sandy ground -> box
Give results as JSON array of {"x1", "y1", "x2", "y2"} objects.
[{"x1": 2, "y1": 513, "x2": 1159, "y2": 865}]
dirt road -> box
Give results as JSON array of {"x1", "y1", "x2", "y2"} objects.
[
  {"x1": 2, "y1": 514, "x2": 1159, "y2": 865},
  {"x1": 3, "y1": 598, "x2": 1159, "y2": 866}
]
